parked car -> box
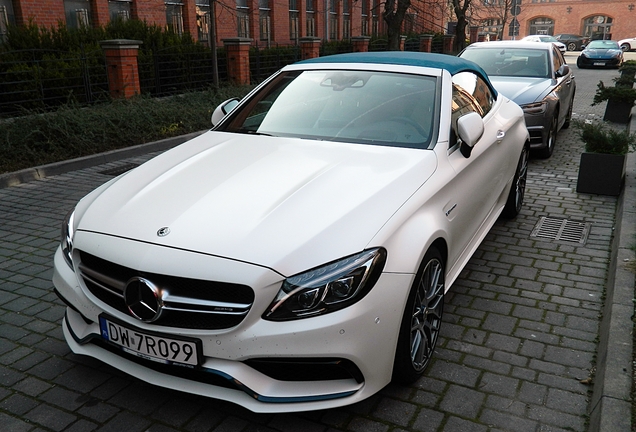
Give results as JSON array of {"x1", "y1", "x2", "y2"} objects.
[
  {"x1": 618, "y1": 36, "x2": 636, "y2": 51},
  {"x1": 52, "y1": 52, "x2": 529, "y2": 413},
  {"x1": 459, "y1": 41, "x2": 575, "y2": 158},
  {"x1": 554, "y1": 33, "x2": 589, "y2": 51},
  {"x1": 577, "y1": 39, "x2": 624, "y2": 68},
  {"x1": 521, "y1": 35, "x2": 567, "y2": 55}
]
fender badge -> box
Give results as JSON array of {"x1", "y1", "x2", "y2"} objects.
[{"x1": 157, "y1": 227, "x2": 171, "y2": 237}]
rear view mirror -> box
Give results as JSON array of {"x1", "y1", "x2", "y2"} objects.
[
  {"x1": 457, "y1": 112, "x2": 484, "y2": 157},
  {"x1": 211, "y1": 98, "x2": 240, "y2": 126}
]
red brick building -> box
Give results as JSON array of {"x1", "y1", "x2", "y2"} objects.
[
  {"x1": 474, "y1": 0, "x2": 636, "y2": 42},
  {"x1": 0, "y1": 0, "x2": 447, "y2": 47}
]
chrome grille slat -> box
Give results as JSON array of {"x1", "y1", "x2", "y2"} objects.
[{"x1": 78, "y1": 251, "x2": 255, "y2": 330}]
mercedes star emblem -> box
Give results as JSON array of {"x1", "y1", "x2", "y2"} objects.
[{"x1": 123, "y1": 277, "x2": 164, "y2": 322}]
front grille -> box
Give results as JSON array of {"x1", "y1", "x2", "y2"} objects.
[{"x1": 78, "y1": 251, "x2": 255, "y2": 330}]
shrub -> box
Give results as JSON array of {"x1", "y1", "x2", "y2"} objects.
[{"x1": 574, "y1": 120, "x2": 636, "y2": 155}]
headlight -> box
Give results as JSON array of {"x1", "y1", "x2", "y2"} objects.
[
  {"x1": 61, "y1": 209, "x2": 76, "y2": 270},
  {"x1": 264, "y1": 248, "x2": 386, "y2": 321},
  {"x1": 521, "y1": 101, "x2": 547, "y2": 115}
]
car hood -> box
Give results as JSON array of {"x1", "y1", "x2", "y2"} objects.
[
  {"x1": 488, "y1": 76, "x2": 553, "y2": 106},
  {"x1": 582, "y1": 48, "x2": 621, "y2": 58},
  {"x1": 76, "y1": 131, "x2": 437, "y2": 276}
]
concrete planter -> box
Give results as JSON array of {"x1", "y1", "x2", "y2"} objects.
[{"x1": 576, "y1": 152, "x2": 626, "y2": 196}]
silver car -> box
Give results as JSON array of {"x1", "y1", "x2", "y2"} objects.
[{"x1": 459, "y1": 41, "x2": 576, "y2": 158}]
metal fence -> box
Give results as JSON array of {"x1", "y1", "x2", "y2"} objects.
[
  {"x1": 0, "y1": 37, "x2": 449, "y2": 118},
  {"x1": 0, "y1": 47, "x2": 109, "y2": 117}
]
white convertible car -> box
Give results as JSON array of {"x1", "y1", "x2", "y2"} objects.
[{"x1": 53, "y1": 52, "x2": 529, "y2": 413}]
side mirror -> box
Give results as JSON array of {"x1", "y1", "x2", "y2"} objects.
[
  {"x1": 457, "y1": 112, "x2": 484, "y2": 157},
  {"x1": 580, "y1": 44, "x2": 586, "y2": 50},
  {"x1": 556, "y1": 64, "x2": 570, "y2": 77},
  {"x1": 211, "y1": 98, "x2": 240, "y2": 127}
]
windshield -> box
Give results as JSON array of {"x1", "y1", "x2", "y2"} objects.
[
  {"x1": 460, "y1": 48, "x2": 549, "y2": 78},
  {"x1": 587, "y1": 40, "x2": 620, "y2": 50},
  {"x1": 219, "y1": 70, "x2": 438, "y2": 149},
  {"x1": 538, "y1": 36, "x2": 558, "y2": 43}
]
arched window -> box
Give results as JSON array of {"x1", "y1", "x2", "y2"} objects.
[
  {"x1": 583, "y1": 15, "x2": 613, "y2": 40},
  {"x1": 528, "y1": 17, "x2": 554, "y2": 35}
]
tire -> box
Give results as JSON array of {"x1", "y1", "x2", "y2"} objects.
[
  {"x1": 621, "y1": 43, "x2": 630, "y2": 52},
  {"x1": 567, "y1": 42, "x2": 577, "y2": 51},
  {"x1": 537, "y1": 114, "x2": 558, "y2": 159},
  {"x1": 501, "y1": 145, "x2": 529, "y2": 219},
  {"x1": 576, "y1": 58, "x2": 585, "y2": 69},
  {"x1": 392, "y1": 247, "x2": 444, "y2": 384}
]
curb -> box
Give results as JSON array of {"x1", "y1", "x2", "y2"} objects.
[
  {"x1": 588, "y1": 113, "x2": 636, "y2": 431},
  {"x1": 0, "y1": 130, "x2": 206, "y2": 189}
]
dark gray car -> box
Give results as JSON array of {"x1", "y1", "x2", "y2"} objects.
[{"x1": 458, "y1": 41, "x2": 576, "y2": 158}]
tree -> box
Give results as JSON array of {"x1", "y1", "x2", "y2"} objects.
[
  {"x1": 384, "y1": 0, "x2": 411, "y2": 50},
  {"x1": 471, "y1": 0, "x2": 517, "y2": 41},
  {"x1": 450, "y1": 0, "x2": 472, "y2": 52}
]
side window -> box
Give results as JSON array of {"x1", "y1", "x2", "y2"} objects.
[
  {"x1": 450, "y1": 72, "x2": 494, "y2": 148},
  {"x1": 552, "y1": 47, "x2": 564, "y2": 75}
]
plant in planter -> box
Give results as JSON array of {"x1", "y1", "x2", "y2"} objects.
[
  {"x1": 575, "y1": 120, "x2": 636, "y2": 195},
  {"x1": 592, "y1": 60, "x2": 636, "y2": 124}
]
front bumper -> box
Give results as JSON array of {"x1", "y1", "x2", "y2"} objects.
[
  {"x1": 52, "y1": 239, "x2": 414, "y2": 413},
  {"x1": 578, "y1": 56, "x2": 622, "y2": 68}
]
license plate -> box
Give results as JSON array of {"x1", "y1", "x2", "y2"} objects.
[
  {"x1": 99, "y1": 316, "x2": 200, "y2": 366},
  {"x1": 593, "y1": 62, "x2": 605, "y2": 66}
]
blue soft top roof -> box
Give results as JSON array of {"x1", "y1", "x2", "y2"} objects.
[{"x1": 298, "y1": 51, "x2": 497, "y2": 97}]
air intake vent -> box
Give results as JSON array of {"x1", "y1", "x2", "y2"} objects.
[{"x1": 530, "y1": 217, "x2": 590, "y2": 245}]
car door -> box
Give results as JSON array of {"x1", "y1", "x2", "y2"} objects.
[
  {"x1": 551, "y1": 46, "x2": 575, "y2": 129},
  {"x1": 443, "y1": 72, "x2": 515, "y2": 267}
]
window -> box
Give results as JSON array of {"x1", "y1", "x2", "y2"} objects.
[
  {"x1": 451, "y1": 72, "x2": 494, "y2": 148},
  {"x1": 343, "y1": 0, "x2": 350, "y2": 39},
  {"x1": 528, "y1": 17, "x2": 554, "y2": 36},
  {"x1": 166, "y1": 2, "x2": 184, "y2": 35},
  {"x1": 329, "y1": 0, "x2": 338, "y2": 40},
  {"x1": 64, "y1": 0, "x2": 92, "y2": 29},
  {"x1": 259, "y1": 0, "x2": 270, "y2": 42},
  {"x1": 289, "y1": 0, "x2": 298, "y2": 41},
  {"x1": 237, "y1": 0, "x2": 249, "y2": 38},
  {"x1": 109, "y1": 1, "x2": 131, "y2": 22},
  {"x1": 361, "y1": 0, "x2": 368, "y2": 36},
  {"x1": 306, "y1": 0, "x2": 315, "y2": 37},
  {"x1": 0, "y1": 0, "x2": 15, "y2": 42},
  {"x1": 196, "y1": 1, "x2": 210, "y2": 42},
  {"x1": 584, "y1": 15, "x2": 613, "y2": 40},
  {"x1": 371, "y1": 0, "x2": 379, "y2": 37}
]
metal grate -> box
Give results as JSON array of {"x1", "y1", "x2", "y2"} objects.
[
  {"x1": 530, "y1": 217, "x2": 591, "y2": 245},
  {"x1": 98, "y1": 163, "x2": 139, "y2": 177}
]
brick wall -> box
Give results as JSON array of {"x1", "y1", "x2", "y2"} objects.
[{"x1": 14, "y1": 0, "x2": 65, "y2": 27}]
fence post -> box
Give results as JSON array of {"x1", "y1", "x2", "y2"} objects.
[
  {"x1": 469, "y1": 26, "x2": 480, "y2": 44},
  {"x1": 99, "y1": 39, "x2": 143, "y2": 99},
  {"x1": 399, "y1": 35, "x2": 407, "y2": 51},
  {"x1": 299, "y1": 37, "x2": 321, "y2": 60},
  {"x1": 222, "y1": 38, "x2": 252, "y2": 85},
  {"x1": 351, "y1": 36, "x2": 370, "y2": 52},
  {"x1": 442, "y1": 34, "x2": 455, "y2": 54},
  {"x1": 419, "y1": 34, "x2": 433, "y2": 53}
]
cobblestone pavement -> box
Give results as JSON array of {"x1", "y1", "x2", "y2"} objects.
[{"x1": 0, "y1": 53, "x2": 631, "y2": 432}]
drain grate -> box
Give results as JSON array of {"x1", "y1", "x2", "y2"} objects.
[
  {"x1": 98, "y1": 163, "x2": 140, "y2": 177},
  {"x1": 530, "y1": 217, "x2": 591, "y2": 245}
]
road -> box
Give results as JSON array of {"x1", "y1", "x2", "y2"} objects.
[{"x1": 0, "y1": 51, "x2": 634, "y2": 431}]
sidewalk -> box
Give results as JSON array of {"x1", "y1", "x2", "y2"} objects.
[{"x1": 0, "y1": 61, "x2": 633, "y2": 431}]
